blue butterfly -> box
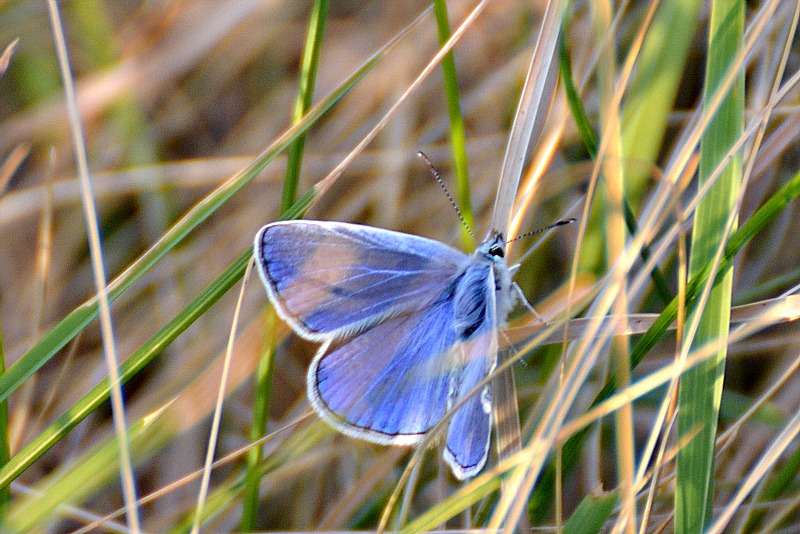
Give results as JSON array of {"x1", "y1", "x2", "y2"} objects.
[{"x1": 254, "y1": 220, "x2": 515, "y2": 479}]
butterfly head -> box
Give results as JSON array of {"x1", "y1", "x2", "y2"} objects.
[{"x1": 479, "y1": 232, "x2": 507, "y2": 262}]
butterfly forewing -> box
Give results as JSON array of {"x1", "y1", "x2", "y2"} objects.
[{"x1": 255, "y1": 221, "x2": 466, "y2": 340}]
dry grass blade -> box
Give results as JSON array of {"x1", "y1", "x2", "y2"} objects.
[{"x1": 0, "y1": 38, "x2": 17, "y2": 77}]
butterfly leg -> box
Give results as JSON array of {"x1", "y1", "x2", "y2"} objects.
[{"x1": 513, "y1": 282, "x2": 545, "y2": 324}]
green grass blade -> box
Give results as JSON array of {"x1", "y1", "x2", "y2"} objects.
[
  {"x1": 563, "y1": 489, "x2": 619, "y2": 534},
  {"x1": 559, "y1": 12, "x2": 597, "y2": 156},
  {"x1": 560, "y1": 12, "x2": 673, "y2": 305},
  {"x1": 675, "y1": 0, "x2": 744, "y2": 527},
  {"x1": 241, "y1": 309, "x2": 279, "y2": 531},
  {"x1": 620, "y1": 0, "x2": 703, "y2": 198},
  {"x1": 282, "y1": 0, "x2": 328, "y2": 213},
  {"x1": 744, "y1": 440, "x2": 800, "y2": 530},
  {"x1": 433, "y1": 0, "x2": 474, "y2": 250},
  {"x1": 241, "y1": 2, "x2": 328, "y2": 530}
]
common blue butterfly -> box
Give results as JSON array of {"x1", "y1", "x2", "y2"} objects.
[{"x1": 254, "y1": 220, "x2": 515, "y2": 479}]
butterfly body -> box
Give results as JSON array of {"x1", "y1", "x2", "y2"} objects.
[{"x1": 254, "y1": 220, "x2": 515, "y2": 479}]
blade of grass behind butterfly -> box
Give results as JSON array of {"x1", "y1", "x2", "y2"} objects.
[
  {"x1": 488, "y1": 0, "x2": 563, "y2": 492},
  {"x1": 0, "y1": 7, "x2": 420, "y2": 408},
  {"x1": 560, "y1": 11, "x2": 673, "y2": 305},
  {"x1": 241, "y1": 1, "x2": 328, "y2": 530},
  {"x1": 432, "y1": 0, "x2": 475, "y2": 251}
]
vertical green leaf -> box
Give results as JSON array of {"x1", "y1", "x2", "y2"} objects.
[{"x1": 675, "y1": 0, "x2": 744, "y2": 530}]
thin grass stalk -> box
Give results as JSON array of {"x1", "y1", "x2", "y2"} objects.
[
  {"x1": 282, "y1": 0, "x2": 328, "y2": 212},
  {"x1": 0, "y1": 322, "x2": 8, "y2": 515},
  {"x1": 432, "y1": 0, "x2": 474, "y2": 251},
  {"x1": 242, "y1": 1, "x2": 328, "y2": 529},
  {"x1": 675, "y1": 0, "x2": 744, "y2": 529},
  {"x1": 587, "y1": 0, "x2": 639, "y2": 529},
  {"x1": 46, "y1": 1, "x2": 140, "y2": 529},
  {"x1": 191, "y1": 259, "x2": 254, "y2": 534}
]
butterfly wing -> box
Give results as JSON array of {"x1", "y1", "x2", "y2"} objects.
[
  {"x1": 308, "y1": 288, "x2": 460, "y2": 444},
  {"x1": 254, "y1": 220, "x2": 467, "y2": 341}
]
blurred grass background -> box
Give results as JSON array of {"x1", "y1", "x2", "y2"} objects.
[{"x1": 0, "y1": 0, "x2": 799, "y2": 532}]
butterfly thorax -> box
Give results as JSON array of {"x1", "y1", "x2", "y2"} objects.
[{"x1": 452, "y1": 233, "x2": 514, "y2": 341}]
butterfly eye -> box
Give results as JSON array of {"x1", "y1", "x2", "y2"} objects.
[{"x1": 489, "y1": 243, "x2": 505, "y2": 258}]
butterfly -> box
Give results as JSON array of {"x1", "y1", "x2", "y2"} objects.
[{"x1": 254, "y1": 219, "x2": 516, "y2": 479}]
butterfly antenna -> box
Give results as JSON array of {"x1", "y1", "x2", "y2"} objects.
[
  {"x1": 507, "y1": 218, "x2": 576, "y2": 243},
  {"x1": 417, "y1": 151, "x2": 476, "y2": 242}
]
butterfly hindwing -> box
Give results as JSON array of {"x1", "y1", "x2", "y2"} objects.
[
  {"x1": 444, "y1": 263, "x2": 498, "y2": 479},
  {"x1": 309, "y1": 286, "x2": 460, "y2": 444},
  {"x1": 255, "y1": 221, "x2": 467, "y2": 341}
]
